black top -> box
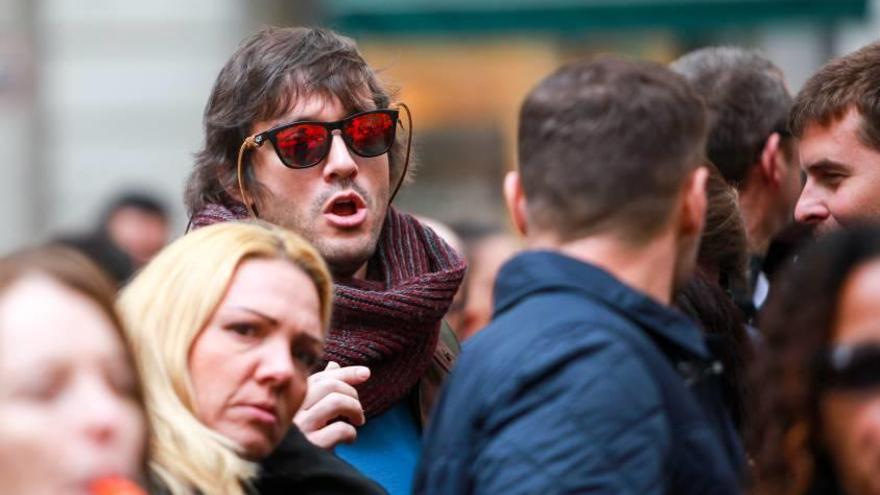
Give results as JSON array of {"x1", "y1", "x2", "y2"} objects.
[{"x1": 255, "y1": 427, "x2": 387, "y2": 495}]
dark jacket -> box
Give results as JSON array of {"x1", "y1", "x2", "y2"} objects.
[
  {"x1": 256, "y1": 427, "x2": 387, "y2": 494},
  {"x1": 416, "y1": 251, "x2": 744, "y2": 494},
  {"x1": 415, "y1": 320, "x2": 460, "y2": 427}
]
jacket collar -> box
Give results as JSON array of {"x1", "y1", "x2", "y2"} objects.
[{"x1": 494, "y1": 250, "x2": 710, "y2": 360}]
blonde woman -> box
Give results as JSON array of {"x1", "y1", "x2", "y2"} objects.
[{"x1": 118, "y1": 222, "x2": 383, "y2": 495}]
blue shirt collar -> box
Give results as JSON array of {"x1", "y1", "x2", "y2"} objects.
[{"x1": 494, "y1": 250, "x2": 710, "y2": 360}]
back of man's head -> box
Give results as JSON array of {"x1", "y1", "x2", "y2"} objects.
[
  {"x1": 671, "y1": 47, "x2": 792, "y2": 186},
  {"x1": 789, "y1": 41, "x2": 880, "y2": 151},
  {"x1": 518, "y1": 56, "x2": 707, "y2": 243}
]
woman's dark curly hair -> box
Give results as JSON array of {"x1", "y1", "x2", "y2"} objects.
[{"x1": 748, "y1": 225, "x2": 880, "y2": 495}]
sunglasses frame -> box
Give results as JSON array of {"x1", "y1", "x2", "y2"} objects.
[
  {"x1": 253, "y1": 109, "x2": 400, "y2": 169},
  {"x1": 227, "y1": 102, "x2": 412, "y2": 223}
]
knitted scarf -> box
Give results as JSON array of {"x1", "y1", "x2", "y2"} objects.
[{"x1": 191, "y1": 198, "x2": 466, "y2": 418}]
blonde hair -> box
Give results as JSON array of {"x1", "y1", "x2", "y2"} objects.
[{"x1": 118, "y1": 221, "x2": 332, "y2": 495}]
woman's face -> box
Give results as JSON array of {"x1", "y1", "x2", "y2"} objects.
[
  {"x1": 822, "y1": 258, "x2": 880, "y2": 495},
  {"x1": 0, "y1": 275, "x2": 146, "y2": 495},
  {"x1": 188, "y1": 257, "x2": 324, "y2": 459}
]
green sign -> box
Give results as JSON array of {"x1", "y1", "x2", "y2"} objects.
[{"x1": 324, "y1": 0, "x2": 868, "y2": 35}]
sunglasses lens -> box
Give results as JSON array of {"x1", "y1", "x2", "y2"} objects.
[
  {"x1": 824, "y1": 345, "x2": 880, "y2": 391},
  {"x1": 344, "y1": 112, "x2": 396, "y2": 157},
  {"x1": 275, "y1": 124, "x2": 330, "y2": 167}
]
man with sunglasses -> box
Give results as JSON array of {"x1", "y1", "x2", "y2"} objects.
[
  {"x1": 186, "y1": 27, "x2": 465, "y2": 494},
  {"x1": 416, "y1": 57, "x2": 743, "y2": 494}
]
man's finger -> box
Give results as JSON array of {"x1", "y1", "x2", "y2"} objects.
[
  {"x1": 300, "y1": 377, "x2": 359, "y2": 411},
  {"x1": 294, "y1": 392, "x2": 365, "y2": 431},
  {"x1": 309, "y1": 365, "x2": 371, "y2": 386},
  {"x1": 305, "y1": 421, "x2": 358, "y2": 450}
]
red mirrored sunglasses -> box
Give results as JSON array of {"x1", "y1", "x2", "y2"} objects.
[{"x1": 253, "y1": 109, "x2": 399, "y2": 169}]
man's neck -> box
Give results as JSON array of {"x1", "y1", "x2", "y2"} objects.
[
  {"x1": 737, "y1": 185, "x2": 772, "y2": 256},
  {"x1": 527, "y1": 230, "x2": 678, "y2": 305},
  {"x1": 331, "y1": 261, "x2": 369, "y2": 283}
]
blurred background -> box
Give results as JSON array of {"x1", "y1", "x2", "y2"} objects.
[{"x1": 0, "y1": 0, "x2": 877, "y2": 253}]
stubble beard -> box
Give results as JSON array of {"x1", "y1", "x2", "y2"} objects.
[{"x1": 258, "y1": 183, "x2": 388, "y2": 279}]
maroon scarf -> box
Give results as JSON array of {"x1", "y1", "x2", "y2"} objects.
[{"x1": 191, "y1": 198, "x2": 466, "y2": 418}]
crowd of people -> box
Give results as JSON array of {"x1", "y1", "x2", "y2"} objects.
[{"x1": 1, "y1": 24, "x2": 880, "y2": 495}]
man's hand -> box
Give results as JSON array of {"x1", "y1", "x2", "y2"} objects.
[{"x1": 294, "y1": 361, "x2": 370, "y2": 450}]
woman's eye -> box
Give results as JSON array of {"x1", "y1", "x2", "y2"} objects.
[
  {"x1": 109, "y1": 371, "x2": 138, "y2": 399},
  {"x1": 227, "y1": 323, "x2": 259, "y2": 337},
  {"x1": 292, "y1": 347, "x2": 322, "y2": 372},
  {"x1": 18, "y1": 372, "x2": 66, "y2": 402}
]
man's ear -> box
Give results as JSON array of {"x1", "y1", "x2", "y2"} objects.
[
  {"x1": 503, "y1": 171, "x2": 528, "y2": 236},
  {"x1": 678, "y1": 166, "x2": 709, "y2": 238},
  {"x1": 759, "y1": 132, "x2": 785, "y2": 188}
]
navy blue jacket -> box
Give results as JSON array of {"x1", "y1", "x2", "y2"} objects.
[{"x1": 415, "y1": 251, "x2": 743, "y2": 494}]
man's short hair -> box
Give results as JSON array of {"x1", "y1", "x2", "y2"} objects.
[
  {"x1": 518, "y1": 56, "x2": 707, "y2": 243},
  {"x1": 789, "y1": 41, "x2": 880, "y2": 152},
  {"x1": 103, "y1": 191, "x2": 168, "y2": 222},
  {"x1": 671, "y1": 47, "x2": 792, "y2": 186},
  {"x1": 185, "y1": 26, "x2": 406, "y2": 214}
]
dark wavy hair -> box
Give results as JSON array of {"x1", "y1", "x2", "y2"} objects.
[
  {"x1": 748, "y1": 225, "x2": 880, "y2": 495},
  {"x1": 675, "y1": 164, "x2": 750, "y2": 430},
  {"x1": 185, "y1": 26, "x2": 407, "y2": 215}
]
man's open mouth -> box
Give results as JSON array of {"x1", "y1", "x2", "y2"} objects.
[
  {"x1": 323, "y1": 192, "x2": 368, "y2": 228},
  {"x1": 330, "y1": 197, "x2": 359, "y2": 216}
]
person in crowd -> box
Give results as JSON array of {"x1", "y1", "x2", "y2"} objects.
[
  {"x1": 57, "y1": 191, "x2": 171, "y2": 284},
  {"x1": 449, "y1": 224, "x2": 521, "y2": 341},
  {"x1": 117, "y1": 221, "x2": 384, "y2": 495},
  {"x1": 790, "y1": 41, "x2": 880, "y2": 236},
  {"x1": 675, "y1": 164, "x2": 753, "y2": 431},
  {"x1": 671, "y1": 47, "x2": 802, "y2": 315},
  {"x1": 101, "y1": 192, "x2": 171, "y2": 269},
  {"x1": 416, "y1": 56, "x2": 742, "y2": 494},
  {"x1": 749, "y1": 226, "x2": 880, "y2": 495},
  {"x1": 184, "y1": 26, "x2": 466, "y2": 493},
  {"x1": 0, "y1": 246, "x2": 149, "y2": 495}
]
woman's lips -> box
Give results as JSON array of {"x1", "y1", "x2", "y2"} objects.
[{"x1": 240, "y1": 404, "x2": 278, "y2": 425}]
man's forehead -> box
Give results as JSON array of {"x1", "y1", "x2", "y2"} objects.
[
  {"x1": 799, "y1": 108, "x2": 863, "y2": 167},
  {"x1": 266, "y1": 91, "x2": 375, "y2": 127}
]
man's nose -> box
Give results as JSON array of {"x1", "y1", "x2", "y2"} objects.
[
  {"x1": 794, "y1": 181, "x2": 830, "y2": 225},
  {"x1": 322, "y1": 133, "x2": 358, "y2": 181}
]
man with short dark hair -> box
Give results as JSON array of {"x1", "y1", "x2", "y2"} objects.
[
  {"x1": 187, "y1": 26, "x2": 465, "y2": 494},
  {"x1": 790, "y1": 41, "x2": 880, "y2": 235},
  {"x1": 671, "y1": 48, "x2": 802, "y2": 311},
  {"x1": 416, "y1": 57, "x2": 742, "y2": 494},
  {"x1": 103, "y1": 192, "x2": 170, "y2": 268}
]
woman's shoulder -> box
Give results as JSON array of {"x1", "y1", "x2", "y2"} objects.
[{"x1": 255, "y1": 427, "x2": 387, "y2": 495}]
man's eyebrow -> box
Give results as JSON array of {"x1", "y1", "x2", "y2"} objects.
[
  {"x1": 805, "y1": 158, "x2": 851, "y2": 173},
  {"x1": 268, "y1": 113, "x2": 319, "y2": 128},
  {"x1": 230, "y1": 306, "x2": 278, "y2": 326},
  {"x1": 269, "y1": 106, "x2": 372, "y2": 128}
]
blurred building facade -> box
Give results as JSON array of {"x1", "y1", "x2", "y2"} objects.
[{"x1": 0, "y1": 0, "x2": 877, "y2": 252}]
